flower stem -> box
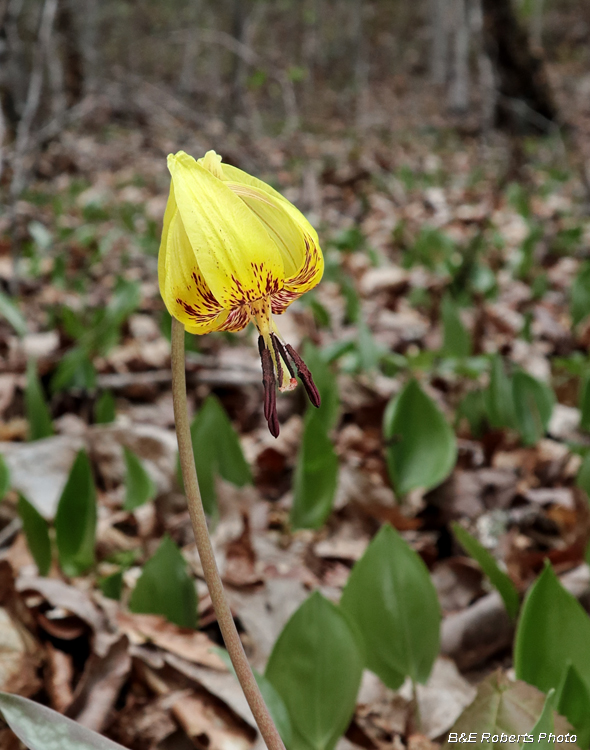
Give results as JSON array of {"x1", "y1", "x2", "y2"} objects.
[{"x1": 170, "y1": 318, "x2": 286, "y2": 750}]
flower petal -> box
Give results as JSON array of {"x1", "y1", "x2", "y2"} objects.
[
  {"x1": 270, "y1": 238, "x2": 324, "y2": 314},
  {"x1": 158, "y1": 182, "x2": 228, "y2": 334},
  {"x1": 219, "y1": 163, "x2": 323, "y2": 282},
  {"x1": 168, "y1": 152, "x2": 285, "y2": 308}
]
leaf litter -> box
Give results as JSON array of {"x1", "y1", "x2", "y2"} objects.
[{"x1": 2, "y1": 84, "x2": 590, "y2": 749}]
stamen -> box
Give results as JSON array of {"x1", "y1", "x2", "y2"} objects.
[
  {"x1": 271, "y1": 333, "x2": 297, "y2": 392},
  {"x1": 258, "y1": 335, "x2": 280, "y2": 437},
  {"x1": 269, "y1": 335, "x2": 284, "y2": 389},
  {"x1": 271, "y1": 335, "x2": 296, "y2": 379},
  {"x1": 285, "y1": 343, "x2": 322, "y2": 408}
]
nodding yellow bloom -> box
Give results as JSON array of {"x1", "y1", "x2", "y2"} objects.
[{"x1": 159, "y1": 150, "x2": 324, "y2": 437}]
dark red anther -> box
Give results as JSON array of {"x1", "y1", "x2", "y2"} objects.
[
  {"x1": 285, "y1": 343, "x2": 321, "y2": 408},
  {"x1": 271, "y1": 334, "x2": 296, "y2": 379},
  {"x1": 258, "y1": 335, "x2": 280, "y2": 437}
]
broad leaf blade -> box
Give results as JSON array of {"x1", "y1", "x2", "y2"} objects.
[
  {"x1": 0, "y1": 692, "x2": 128, "y2": 750},
  {"x1": 25, "y1": 360, "x2": 53, "y2": 441},
  {"x1": 0, "y1": 454, "x2": 10, "y2": 500},
  {"x1": 442, "y1": 672, "x2": 571, "y2": 750},
  {"x1": 556, "y1": 664, "x2": 590, "y2": 748},
  {"x1": 95, "y1": 391, "x2": 116, "y2": 424},
  {"x1": 123, "y1": 447, "x2": 156, "y2": 511},
  {"x1": 571, "y1": 261, "x2": 590, "y2": 327},
  {"x1": 452, "y1": 523, "x2": 520, "y2": 619},
  {"x1": 265, "y1": 591, "x2": 363, "y2": 750},
  {"x1": 129, "y1": 536, "x2": 197, "y2": 629},
  {"x1": 54, "y1": 450, "x2": 97, "y2": 576},
  {"x1": 186, "y1": 396, "x2": 251, "y2": 514},
  {"x1": 515, "y1": 562, "x2": 590, "y2": 698},
  {"x1": 441, "y1": 294, "x2": 471, "y2": 358},
  {"x1": 17, "y1": 495, "x2": 51, "y2": 576},
  {"x1": 576, "y1": 452, "x2": 590, "y2": 498},
  {"x1": 512, "y1": 372, "x2": 554, "y2": 446},
  {"x1": 383, "y1": 379, "x2": 456, "y2": 496},
  {"x1": 291, "y1": 411, "x2": 339, "y2": 530},
  {"x1": 484, "y1": 355, "x2": 515, "y2": 430},
  {"x1": 99, "y1": 570, "x2": 123, "y2": 601},
  {"x1": 0, "y1": 292, "x2": 27, "y2": 337},
  {"x1": 529, "y1": 689, "x2": 555, "y2": 748},
  {"x1": 340, "y1": 523, "x2": 440, "y2": 689}
]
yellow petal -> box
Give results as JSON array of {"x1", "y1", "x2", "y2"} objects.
[
  {"x1": 220, "y1": 163, "x2": 323, "y2": 283},
  {"x1": 168, "y1": 152, "x2": 285, "y2": 308},
  {"x1": 158, "y1": 182, "x2": 228, "y2": 334},
  {"x1": 271, "y1": 233, "x2": 324, "y2": 314}
]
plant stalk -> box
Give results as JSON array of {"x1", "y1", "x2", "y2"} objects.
[{"x1": 170, "y1": 318, "x2": 286, "y2": 750}]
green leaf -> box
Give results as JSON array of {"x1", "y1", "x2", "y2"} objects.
[
  {"x1": 215, "y1": 648, "x2": 293, "y2": 747},
  {"x1": 54, "y1": 450, "x2": 97, "y2": 576},
  {"x1": 556, "y1": 664, "x2": 590, "y2": 748},
  {"x1": 442, "y1": 672, "x2": 571, "y2": 750},
  {"x1": 301, "y1": 341, "x2": 339, "y2": 430},
  {"x1": 512, "y1": 372, "x2": 554, "y2": 446},
  {"x1": 340, "y1": 524, "x2": 440, "y2": 689},
  {"x1": 452, "y1": 523, "x2": 520, "y2": 619},
  {"x1": 0, "y1": 691, "x2": 128, "y2": 750},
  {"x1": 580, "y1": 373, "x2": 590, "y2": 432},
  {"x1": 571, "y1": 261, "x2": 590, "y2": 326},
  {"x1": 484, "y1": 355, "x2": 515, "y2": 430},
  {"x1": 441, "y1": 295, "x2": 471, "y2": 358},
  {"x1": 123, "y1": 447, "x2": 156, "y2": 511},
  {"x1": 185, "y1": 396, "x2": 252, "y2": 515},
  {"x1": 0, "y1": 455, "x2": 10, "y2": 500},
  {"x1": 528, "y1": 689, "x2": 555, "y2": 748},
  {"x1": 383, "y1": 379, "x2": 457, "y2": 496},
  {"x1": 576, "y1": 452, "x2": 590, "y2": 498},
  {"x1": 0, "y1": 292, "x2": 27, "y2": 337},
  {"x1": 95, "y1": 391, "x2": 116, "y2": 424},
  {"x1": 357, "y1": 320, "x2": 382, "y2": 373},
  {"x1": 17, "y1": 495, "x2": 51, "y2": 576},
  {"x1": 291, "y1": 411, "x2": 339, "y2": 530},
  {"x1": 98, "y1": 570, "x2": 123, "y2": 601},
  {"x1": 129, "y1": 536, "x2": 197, "y2": 629},
  {"x1": 515, "y1": 562, "x2": 590, "y2": 698},
  {"x1": 265, "y1": 592, "x2": 363, "y2": 750},
  {"x1": 457, "y1": 390, "x2": 488, "y2": 438},
  {"x1": 25, "y1": 360, "x2": 53, "y2": 441},
  {"x1": 50, "y1": 346, "x2": 96, "y2": 393}
]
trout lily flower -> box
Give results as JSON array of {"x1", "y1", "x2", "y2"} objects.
[{"x1": 159, "y1": 150, "x2": 323, "y2": 437}]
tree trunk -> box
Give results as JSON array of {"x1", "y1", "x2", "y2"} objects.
[
  {"x1": 55, "y1": 0, "x2": 84, "y2": 106},
  {"x1": 430, "y1": 0, "x2": 450, "y2": 84},
  {"x1": 480, "y1": 0, "x2": 557, "y2": 131},
  {"x1": 448, "y1": 0, "x2": 470, "y2": 113}
]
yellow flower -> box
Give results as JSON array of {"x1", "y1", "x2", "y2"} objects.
[{"x1": 159, "y1": 150, "x2": 323, "y2": 436}]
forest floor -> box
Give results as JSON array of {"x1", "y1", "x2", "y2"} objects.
[{"x1": 2, "y1": 75, "x2": 590, "y2": 748}]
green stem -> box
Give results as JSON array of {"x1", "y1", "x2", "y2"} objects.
[{"x1": 171, "y1": 318, "x2": 286, "y2": 750}]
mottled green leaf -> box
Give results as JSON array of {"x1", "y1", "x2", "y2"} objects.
[
  {"x1": 266, "y1": 592, "x2": 363, "y2": 750},
  {"x1": 25, "y1": 360, "x2": 53, "y2": 441},
  {"x1": 515, "y1": 562, "x2": 590, "y2": 698},
  {"x1": 512, "y1": 372, "x2": 554, "y2": 446},
  {"x1": 341, "y1": 524, "x2": 440, "y2": 688},
  {"x1": 17, "y1": 495, "x2": 51, "y2": 576},
  {"x1": 123, "y1": 447, "x2": 156, "y2": 511},
  {"x1": 384, "y1": 379, "x2": 456, "y2": 496},
  {"x1": 95, "y1": 391, "x2": 116, "y2": 424},
  {"x1": 0, "y1": 455, "x2": 10, "y2": 500},
  {"x1": 291, "y1": 411, "x2": 339, "y2": 530},
  {"x1": 452, "y1": 523, "x2": 519, "y2": 619},
  {"x1": 54, "y1": 450, "x2": 96, "y2": 576},
  {"x1": 129, "y1": 536, "x2": 197, "y2": 629},
  {"x1": 0, "y1": 692, "x2": 128, "y2": 750}
]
